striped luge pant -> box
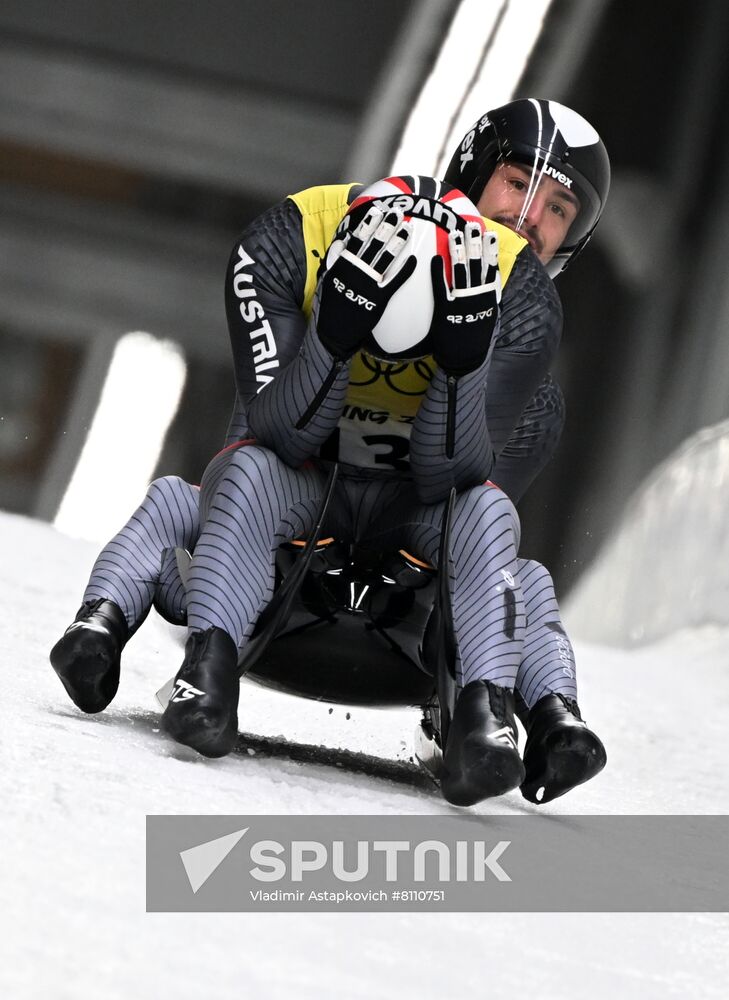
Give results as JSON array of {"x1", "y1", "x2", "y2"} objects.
[
  {"x1": 82, "y1": 475, "x2": 200, "y2": 634},
  {"x1": 84, "y1": 453, "x2": 578, "y2": 701},
  {"x1": 186, "y1": 444, "x2": 524, "y2": 690}
]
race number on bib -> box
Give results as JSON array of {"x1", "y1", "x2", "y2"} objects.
[{"x1": 333, "y1": 412, "x2": 413, "y2": 471}]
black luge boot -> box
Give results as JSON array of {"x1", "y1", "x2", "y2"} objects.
[
  {"x1": 161, "y1": 627, "x2": 240, "y2": 758},
  {"x1": 440, "y1": 679, "x2": 525, "y2": 806},
  {"x1": 521, "y1": 693, "x2": 607, "y2": 804},
  {"x1": 50, "y1": 599, "x2": 128, "y2": 713}
]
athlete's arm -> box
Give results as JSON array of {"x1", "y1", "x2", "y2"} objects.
[
  {"x1": 409, "y1": 359, "x2": 494, "y2": 503},
  {"x1": 489, "y1": 373, "x2": 565, "y2": 504},
  {"x1": 483, "y1": 247, "x2": 563, "y2": 485},
  {"x1": 408, "y1": 228, "x2": 502, "y2": 503},
  {"x1": 410, "y1": 244, "x2": 560, "y2": 504},
  {"x1": 223, "y1": 197, "x2": 351, "y2": 467}
]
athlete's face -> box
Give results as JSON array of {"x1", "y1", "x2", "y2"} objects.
[{"x1": 476, "y1": 162, "x2": 581, "y2": 264}]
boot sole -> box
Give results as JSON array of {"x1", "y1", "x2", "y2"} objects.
[
  {"x1": 521, "y1": 728, "x2": 607, "y2": 804},
  {"x1": 441, "y1": 739, "x2": 526, "y2": 807}
]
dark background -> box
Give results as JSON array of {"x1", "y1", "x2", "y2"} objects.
[{"x1": 2, "y1": 0, "x2": 729, "y2": 596}]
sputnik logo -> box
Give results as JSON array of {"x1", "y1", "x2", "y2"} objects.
[{"x1": 180, "y1": 828, "x2": 249, "y2": 893}]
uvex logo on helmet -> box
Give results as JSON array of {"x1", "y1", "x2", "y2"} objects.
[
  {"x1": 459, "y1": 129, "x2": 476, "y2": 171},
  {"x1": 460, "y1": 115, "x2": 492, "y2": 171},
  {"x1": 542, "y1": 163, "x2": 573, "y2": 189}
]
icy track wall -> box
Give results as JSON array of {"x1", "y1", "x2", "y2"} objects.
[{"x1": 564, "y1": 418, "x2": 729, "y2": 647}]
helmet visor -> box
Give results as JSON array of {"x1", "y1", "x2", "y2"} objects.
[{"x1": 476, "y1": 152, "x2": 601, "y2": 269}]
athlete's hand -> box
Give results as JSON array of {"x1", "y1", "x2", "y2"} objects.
[
  {"x1": 315, "y1": 207, "x2": 416, "y2": 360},
  {"x1": 429, "y1": 225, "x2": 502, "y2": 377}
]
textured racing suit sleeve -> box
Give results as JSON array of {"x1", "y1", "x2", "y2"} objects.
[
  {"x1": 408, "y1": 246, "x2": 562, "y2": 504},
  {"x1": 484, "y1": 248, "x2": 564, "y2": 500},
  {"x1": 490, "y1": 372, "x2": 564, "y2": 503},
  {"x1": 223, "y1": 197, "x2": 350, "y2": 466},
  {"x1": 250, "y1": 319, "x2": 350, "y2": 467},
  {"x1": 409, "y1": 359, "x2": 492, "y2": 504}
]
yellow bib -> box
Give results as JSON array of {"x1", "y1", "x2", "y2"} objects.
[{"x1": 287, "y1": 184, "x2": 527, "y2": 469}]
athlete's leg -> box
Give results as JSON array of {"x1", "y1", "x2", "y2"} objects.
[
  {"x1": 81, "y1": 476, "x2": 200, "y2": 630},
  {"x1": 162, "y1": 444, "x2": 328, "y2": 757},
  {"x1": 365, "y1": 482, "x2": 526, "y2": 688},
  {"x1": 516, "y1": 558, "x2": 577, "y2": 706},
  {"x1": 364, "y1": 482, "x2": 526, "y2": 803},
  {"x1": 153, "y1": 548, "x2": 191, "y2": 626},
  {"x1": 516, "y1": 557, "x2": 606, "y2": 804},
  {"x1": 50, "y1": 476, "x2": 200, "y2": 713},
  {"x1": 186, "y1": 444, "x2": 327, "y2": 644}
]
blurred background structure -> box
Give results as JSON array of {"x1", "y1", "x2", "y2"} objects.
[{"x1": 2, "y1": 0, "x2": 729, "y2": 596}]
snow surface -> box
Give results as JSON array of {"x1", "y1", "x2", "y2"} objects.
[{"x1": 2, "y1": 510, "x2": 728, "y2": 999}]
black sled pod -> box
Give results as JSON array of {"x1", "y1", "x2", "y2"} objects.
[{"x1": 157, "y1": 467, "x2": 453, "y2": 711}]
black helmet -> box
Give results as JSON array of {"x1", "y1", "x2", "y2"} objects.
[{"x1": 443, "y1": 98, "x2": 610, "y2": 276}]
